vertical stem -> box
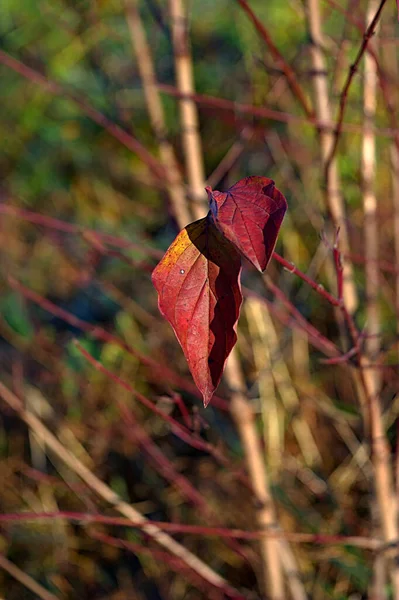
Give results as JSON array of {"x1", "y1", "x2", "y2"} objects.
[
  {"x1": 124, "y1": 0, "x2": 192, "y2": 227},
  {"x1": 226, "y1": 354, "x2": 285, "y2": 599},
  {"x1": 245, "y1": 299, "x2": 281, "y2": 474},
  {"x1": 306, "y1": 0, "x2": 358, "y2": 313},
  {"x1": 361, "y1": 5, "x2": 398, "y2": 595},
  {"x1": 391, "y1": 145, "x2": 399, "y2": 341},
  {"x1": 168, "y1": 0, "x2": 206, "y2": 213},
  {"x1": 362, "y1": 0, "x2": 380, "y2": 406},
  {"x1": 386, "y1": 24, "x2": 399, "y2": 348}
]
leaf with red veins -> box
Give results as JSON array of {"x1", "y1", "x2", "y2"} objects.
[
  {"x1": 206, "y1": 176, "x2": 287, "y2": 272},
  {"x1": 152, "y1": 214, "x2": 242, "y2": 407}
]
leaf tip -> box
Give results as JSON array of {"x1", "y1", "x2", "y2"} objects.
[{"x1": 202, "y1": 390, "x2": 214, "y2": 408}]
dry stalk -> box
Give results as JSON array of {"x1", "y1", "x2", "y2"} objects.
[
  {"x1": 206, "y1": 126, "x2": 254, "y2": 189},
  {"x1": 361, "y1": 3, "x2": 399, "y2": 595},
  {"x1": 342, "y1": 294, "x2": 398, "y2": 591},
  {"x1": 246, "y1": 296, "x2": 321, "y2": 469},
  {"x1": 391, "y1": 146, "x2": 399, "y2": 342},
  {"x1": 124, "y1": 0, "x2": 192, "y2": 227},
  {"x1": 385, "y1": 20, "x2": 399, "y2": 348},
  {"x1": 168, "y1": 0, "x2": 206, "y2": 212},
  {"x1": 362, "y1": 0, "x2": 380, "y2": 395},
  {"x1": 245, "y1": 298, "x2": 281, "y2": 474},
  {"x1": 306, "y1": 0, "x2": 358, "y2": 313},
  {"x1": 0, "y1": 553, "x2": 59, "y2": 600},
  {"x1": 226, "y1": 354, "x2": 306, "y2": 600},
  {"x1": 0, "y1": 381, "x2": 242, "y2": 597},
  {"x1": 227, "y1": 355, "x2": 285, "y2": 598}
]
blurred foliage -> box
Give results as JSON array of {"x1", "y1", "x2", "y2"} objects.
[{"x1": 1, "y1": 0, "x2": 399, "y2": 599}]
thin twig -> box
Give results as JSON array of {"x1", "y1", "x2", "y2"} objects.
[
  {"x1": 236, "y1": 0, "x2": 314, "y2": 118},
  {"x1": 158, "y1": 82, "x2": 399, "y2": 140},
  {"x1": 88, "y1": 531, "x2": 229, "y2": 599},
  {"x1": 272, "y1": 251, "x2": 341, "y2": 307},
  {"x1": 245, "y1": 282, "x2": 340, "y2": 357},
  {"x1": 0, "y1": 50, "x2": 166, "y2": 183},
  {"x1": 0, "y1": 553, "x2": 59, "y2": 600},
  {"x1": 324, "y1": 0, "x2": 388, "y2": 176},
  {"x1": 6, "y1": 275, "x2": 231, "y2": 412},
  {"x1": 306, "y1": 0, "x2": 357, "y2": 312},
  {"x1": 0, "y1": 200, "x2": 344, "y2": 309},
  {"x1": 0, "y1": 511, "x2": 385, "y2": 549},
  {"x1": 78, "y1": 343, "x2": 250, "y2": 562},
  {"x1": 73, "y1": 341, "x2": 221, "y2": 454},
  {"x1": 206, "y1": 127, "x2": 254, "y2": 189}
]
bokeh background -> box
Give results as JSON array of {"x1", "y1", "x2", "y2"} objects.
[{"x1": 1, "y1": 0, "x2": 399, "y2": 598}]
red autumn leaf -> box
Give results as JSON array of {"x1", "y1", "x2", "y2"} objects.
[
  {"x1": 152, "y1": 215, "x2": 242, "y2": 407},
  {"x1": 206, "y1": 176, "x2": 287, "y2": 272}
]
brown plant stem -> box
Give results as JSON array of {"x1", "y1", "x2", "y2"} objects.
[
  {"x1": 0, "y1": 553, "x2": 60, "y2": 600},
  {"x1": 124, "y1": 0, "x2": 192, "y2": 226},
  {"x1": 226, "y1": 354, "x2": 306, "y2": 600},
  {"x1": 324, "y1": 0, "x2": 388, "y2": 174},
  {"x1": 362, "y1": 0, "x2": 381, "y2": 428},
  {"x1": 168, "y1": 0, "x2": 206, "y2": 209},
  {"x1": 392, "y1": 146, "x2": 399, "y2": 341},
  {"x1": 385, "y1": 24, "x2": 399, "y2": 353},
  {"x1": 362, "y1": 4, "x2": 399, "y2": 595},
  {"x1": 306, "y1": 0, "x2": 357, "y2": 313},
  {"x1": 336, "y1": 262, "x2": 399, "y2": 596},
  {"x1": 361, "y1": 5, "x2": 387, "y2": 593}
]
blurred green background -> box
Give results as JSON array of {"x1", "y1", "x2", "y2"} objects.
[{"x1": 1, "y1": 0, "x2": 399, "y2": 598}]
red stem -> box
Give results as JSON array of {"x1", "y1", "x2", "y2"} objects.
[
  {"x1": 272, "y1": 252, "x2": 341, "y2": 307},
  {"x1": 0, "y1": 50, "x2": 167, "y2": 183},
  {"x1": 236, "y1": 0, "x2": 314, "y2": 118},
  {"x1": 324, "y1": 0, "x2": 388, "y2": 179},
  {"x1": 157, "y1": 83, "x2": 399, "y2": 140},
  {"x1": 0, "y1": 511, "x2": 381, "y2": 548},
  {"x1": 6, "y1": 276, "x2": 230, "y2": 411}
]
